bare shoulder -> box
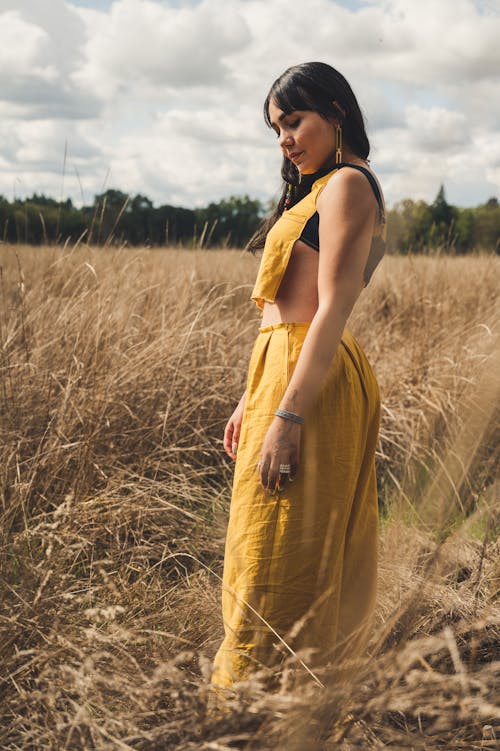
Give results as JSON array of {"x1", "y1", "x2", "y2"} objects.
[{"x1": 317, "y1": 165, "x2": 381, "y2": 221}]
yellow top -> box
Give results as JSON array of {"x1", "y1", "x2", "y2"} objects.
[
  {"x1": 250, "y1": 166, "x2": 385, "y2": 311},
  {"x1": 251, "y1": 169, "x2": 336, "y2": 311}
]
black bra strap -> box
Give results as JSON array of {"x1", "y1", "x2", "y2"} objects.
[{"x1": 334, "y1": 162, "x2": 384, "y2": 218}]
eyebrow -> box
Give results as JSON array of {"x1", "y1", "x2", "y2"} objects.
[{"x1": 270, "y1": 111, "x2": 292, "y2": 128}]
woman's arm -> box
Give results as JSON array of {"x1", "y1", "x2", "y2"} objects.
[
  {"x1": 258, "y1": 169, "x2": 377, "y2": 491},
  {"x1": 278, "y1": 168, "x2": 377, "y2": 416}
]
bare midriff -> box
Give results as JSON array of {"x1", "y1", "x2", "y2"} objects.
[{"x1": 260, "y1": 239, "x2": 320, "y2": 326}]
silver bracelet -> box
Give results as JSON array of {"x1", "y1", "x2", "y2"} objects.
[{"x1": 275, "y1": 408, "x2": 304, "y2": 425}]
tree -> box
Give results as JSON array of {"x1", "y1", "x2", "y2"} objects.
[
  {"x1": 195, "y1": 195, "x2": 263, "y2": 247},
  {"x1": 474, "y1": 198, "x2": 500, "y2": 252},
  {"x1": 454, "y1": 208, "x2": 476, "y2": 253},
  {"x1": 0, "y1": 186, "x2": 497, "y2": 252},
  {"x1": 429, "y1": 184, "x2": 458, "y2": 249},
  {"x1": 387, "y1": 199, "x2": 433, "y2": 253},
  {"x1": 89, "y1": 189, "x2": 130, "y2": 243}
]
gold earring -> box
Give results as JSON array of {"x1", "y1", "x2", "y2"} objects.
[{"x1": 335, "y1": 124, "x2": 342, "y2": 164}]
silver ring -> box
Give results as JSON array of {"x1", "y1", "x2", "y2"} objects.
[{"x1": 279, "y1": 464, "x2": 291, "y2": 473}]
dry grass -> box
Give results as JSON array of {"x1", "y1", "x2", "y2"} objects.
[{"x1": 0, "y1": 244, "x2": 499, "y2": 750}]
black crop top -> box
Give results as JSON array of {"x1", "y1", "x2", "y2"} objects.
[{"x1": 299, "y1": 163, "x2": 385, "y2": 251}]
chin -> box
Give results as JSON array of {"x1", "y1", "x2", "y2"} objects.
[{"x1": 299, "y1": 160, "x2": 323, "y2": 175}]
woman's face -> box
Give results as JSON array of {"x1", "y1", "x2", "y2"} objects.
[{"x1": 268, "y1": 98, "x2": 338, "y2": 174}]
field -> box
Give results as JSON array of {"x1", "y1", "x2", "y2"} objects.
[{"x1": 0, "y1": 244, "x2": 499, "y2": 750}]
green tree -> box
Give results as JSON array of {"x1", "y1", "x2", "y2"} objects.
[
  {"x1": 387, "y1": 199, "x2": 433, "y2": 253},
  {"x1": 89, "y1": 189, "x2": 130, "y2": 244},
  {"x1": 429, "y1": 184, "x2": 458, "y2": 249},
  {"x1": 195, "y1": 195, "x2": 263, "y2": 247},
  {"x1": 474, "y1": 198, "x2": 500, "y2": 252},
  {"x1": 454, "y1": 208, "x2": 476, "y2": 253}
]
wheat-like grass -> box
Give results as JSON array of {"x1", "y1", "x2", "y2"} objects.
[{"x1": 0, "y1": 245, "x2": 498, "y2": 750}]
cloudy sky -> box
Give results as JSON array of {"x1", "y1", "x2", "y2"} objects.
[{"x1": 1, "y1": 0, "x2": 499, "y2": 210}]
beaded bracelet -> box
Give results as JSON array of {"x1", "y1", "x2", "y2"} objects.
[{"x1": 275, "y1": 408, "x2": 305, "y2": 425}]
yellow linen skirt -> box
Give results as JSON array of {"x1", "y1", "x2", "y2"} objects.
[{"x1": 211, "y1": 322, "x2": 380, "y2": 689}]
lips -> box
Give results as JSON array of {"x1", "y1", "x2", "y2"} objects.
[{"x1": 289, "y1": 151, "x2": 304, "y2": 163}]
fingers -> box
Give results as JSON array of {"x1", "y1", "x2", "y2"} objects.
[
  {"x1": 231, "y1": 422, "x2": 241, "y2": 458},
  {"x1": 223, "y1": 420, "x2": 235, "y2": 459},
  {"x1": 257, "y1": 425, "x2": 301, "y2": 492},
  {"x1": 262, "y1": 464, "x2": 282, "y2": 493},
  {"x1": 258, "y1": 456, "x2": 299, "y2": 494},
  {"x1": 289, "y1": 458, "x2": 299, "y2": 482},
  {"x1": 257, "y1": 458, "x2": 269, "y2": 489},
  {"x1": 224, "y1": 416, "x2": 243, "y2": 460}
]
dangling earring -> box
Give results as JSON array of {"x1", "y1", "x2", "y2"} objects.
[
  {"x1": 284, "y1": 183, "x2": 293, "y2": 210},
  {"x1": 335, "y1": 124, "x2": 343, "y2": 164}
]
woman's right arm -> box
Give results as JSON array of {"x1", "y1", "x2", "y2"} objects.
[{"x1": 223, "y1": 390, "x2": 247, "y2": 460}]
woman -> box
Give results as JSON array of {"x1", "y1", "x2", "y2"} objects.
[{"x1": 211, "y1": 62, "x2": 386, "y2": 690}]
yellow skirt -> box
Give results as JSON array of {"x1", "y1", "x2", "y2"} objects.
[{"x1": 211, "y1": 322, "x2": 380, "y2": 689}]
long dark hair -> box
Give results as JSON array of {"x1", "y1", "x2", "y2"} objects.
[{"x1": 247, "y1": 62, "x2": 370, "y2": 253}]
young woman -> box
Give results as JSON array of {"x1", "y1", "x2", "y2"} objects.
[{"x1": 211, "y1": 62, "x2": 386, "y2": 690}]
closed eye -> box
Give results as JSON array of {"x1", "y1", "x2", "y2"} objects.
[{"x1": 270, "y1": 115, "x2": 300, "y2": 138}]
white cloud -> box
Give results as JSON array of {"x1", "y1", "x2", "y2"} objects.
[
  {"x1": 0, "y1": 11, "x2": 56, "y2": 80},
  {"x1": 74, "y1": 0, "x2": 251, "y2": 98},
  {"x1": 405, "y1": 105, "x2": 468, "y2": 153},
  {"x1": 1, "y1": 0, "x2": 499, "y2": 209},
  {"x1": 0, "y1": 2, "x2": 101, "y2": 119}
]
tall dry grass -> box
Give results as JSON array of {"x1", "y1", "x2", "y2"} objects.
[{"x1": 0, "y1": 244, "x2": 498, "y2": 750}]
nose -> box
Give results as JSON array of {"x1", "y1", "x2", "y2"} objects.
[{"x1": 279, "y1": 131, "x2": 293, "y2": 150}]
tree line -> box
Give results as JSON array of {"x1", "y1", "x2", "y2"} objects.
[
  {"x1": 0, "y1": 190, "x2": 262, "y2": 250},
  {"x1": 0, "y1": 185, "x2": 498, "y2": 252},
  {"x1": 386, "y1": 186, "x2": 500, "y2": 254}
]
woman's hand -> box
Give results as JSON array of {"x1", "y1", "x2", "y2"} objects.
[
  {"x1": 223, "y1": 391, "x2": 247, "y2": 460},
  {"x1": 258, "y1": 417, "x2": 301, "y2": 493}
]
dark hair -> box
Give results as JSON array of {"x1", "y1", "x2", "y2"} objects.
[{"x1": 247, "y1": 62, "x2": 370, "y2": 253}]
